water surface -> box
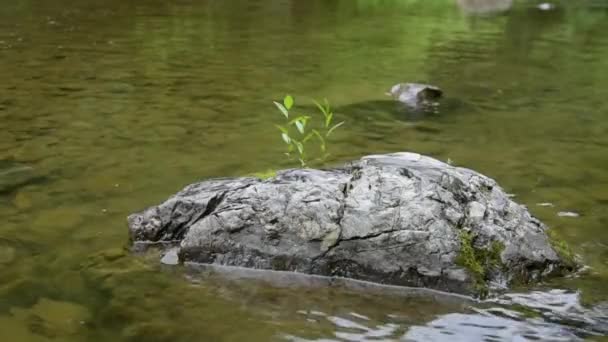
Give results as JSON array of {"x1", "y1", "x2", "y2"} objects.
[{"x1": 1, "y1": 0, "x2": 608, "y2": 340}]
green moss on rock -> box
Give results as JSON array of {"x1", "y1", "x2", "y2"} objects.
[
  {"x1": 249, "y1": 170, "x2": 277, "y2": 180},
  {"x1": 547, "y1": 228, "x2": 578, "y2": 270},
  {"x1": 456, "y1": 230, "x2": 505, "y2": 297}
]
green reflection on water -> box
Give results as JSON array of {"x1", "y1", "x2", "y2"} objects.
[{"x1": 1, "y1": 0, "x2": 608, "y2": 340}]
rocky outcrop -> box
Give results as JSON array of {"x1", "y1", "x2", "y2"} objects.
[{"x1": 127, "y1": 153, "x2": 574, "y2": 297}]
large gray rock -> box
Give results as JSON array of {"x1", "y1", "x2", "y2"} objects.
[{"x1": 127, "y1": 153, "x2": 574, "y2": 296}]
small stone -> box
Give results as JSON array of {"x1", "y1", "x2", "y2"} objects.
[
  {"x1": 467, "y1": 201, "x2": 486, "y2": 224},
  {"x1": 445, "y1": 268, "x2": 468, "y2": 282},
  {"x1": 160, "y1": 249, "x2": 180, "y2": 266},
  {"x1": 388, "y1": 83, "x2": 442, "y2": 111}
]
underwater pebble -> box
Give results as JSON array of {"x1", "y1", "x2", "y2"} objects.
[
  {"x1": 537, "y1": 3, "x2": 555, "y2": 11},
  {"x1": 0, "y1": 245, "x2": 16, "y2": 264},
  {"x1": 557, "y1": 211, "x2": 580, "y2": 218},
  {"x1": 12, "y1": 191, "x2": 32, "y2": 210}
]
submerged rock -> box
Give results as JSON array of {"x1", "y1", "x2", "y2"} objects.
[
  {"x1": 8, "y1": 298, "x2": 91, "y2": 339},
  {"x1": 127, "y1": 152, "x2": 574, "y2": 297},
  {"x1": 0, "y1": 160, "x2": 43, "y2": 195},
  {"x1": 0, "y1": 245, "x2": 16, "y2": 265}
]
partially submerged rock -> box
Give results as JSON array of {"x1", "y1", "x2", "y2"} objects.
[
  {"x1": 127, "y1": 153, "x2": 575, "y2": 297},
  {"x1": 387, "y1": 83, "x2": 443, "y2": 111}
]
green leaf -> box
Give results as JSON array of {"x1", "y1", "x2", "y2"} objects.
[
  {"x1": 313, "y1": 99, "x2": 328, "y2": 118},
  {"x1": 323, "y1": 98, "x2": 331, "y2": 113},
  {"x1": 302, "y1": 131, "x2": 315, "y2": 143},
  {"x1": 288, "y1": 115, "x2": 310, "y2": 126},
  {"x1": 281, "y1": 133, "x2": 291, "y2": 144},
  {"x1": 274, "y1": 101, "x2": 289, "y2": 118},
  {"x1": 312, "y1": 129, "x2": 324, "y2": 142},
  {"x1": 294, "y1": 141, "x2": 304, "y2": 155},
  {"x1": 312, "y1": 129, "x2": 326, "y2": 153},
  {"x1": 326, "y1": 121, "x2": 344, "y2": 137},
  {"x1": 275, "y1": 124, "x2": 288, "y2": 134},
  {"x1": 325, "y1": 112, "x2": 333, "y2": 128},
  {"x1": 295, "y1": 120, "x2": 305, "y2": 134},
  {"x1": 284, "y1": 95, "x2": 294, "y2": 110},
  {"x1": 298, "y1": 158, "x2": 307, "y2": 167}
]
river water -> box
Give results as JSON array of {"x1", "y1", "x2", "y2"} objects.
[{"x1": 1, "y1": 0, "x2": 608, "y2": 341}]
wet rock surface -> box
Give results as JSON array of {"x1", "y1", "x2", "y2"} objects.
[
  {"x1": 127, "y1": 152, "x2": 573, "y2": 296},
  {"x1": 387, "y1": 83, "x2": 443, "y2": 111}
]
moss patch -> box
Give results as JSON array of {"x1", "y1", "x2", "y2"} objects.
[
  {"x1": 249, "y1": 170, "x2": 277, "y2": 180},
  {"x1": 455, "y1": 230, "x2": 505, "y2": 298},
  {"x1": 546, "y1": 228, "x2": 577, "y2": 270}
]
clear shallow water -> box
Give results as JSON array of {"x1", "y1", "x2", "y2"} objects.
[{"x1": 1, "y1": 0, "x2": 608, "y2": 340}]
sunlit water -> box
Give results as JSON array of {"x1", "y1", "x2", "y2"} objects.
[{"x1": 1, "y1": 0, "x2": 608, "y2": 340}]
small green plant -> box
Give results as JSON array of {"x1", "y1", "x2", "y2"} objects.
[{"x1": 274, "y1": 95, "x2": 344, "y2": 167}]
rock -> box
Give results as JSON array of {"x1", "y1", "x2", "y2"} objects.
[
  {"x1": 387, "y1": 83, "x2": 442, "y2": 111},
  {"x1": 160, "y1": 248, "x2": 180, "y2": 265},
  {"x1": 127, "y1": 152, "x2": 574, "y2": 297}
]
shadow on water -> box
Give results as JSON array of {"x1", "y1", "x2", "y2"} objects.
[
  {"x1": 183, "y1": 264, "x2": 608, "y2": 341},
  {"x1": 332, "y1": 97, "x2": 473, "y2": 122},
  {"x1": 295, "y1": 96, "x2": 475, "y2": 142}
]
